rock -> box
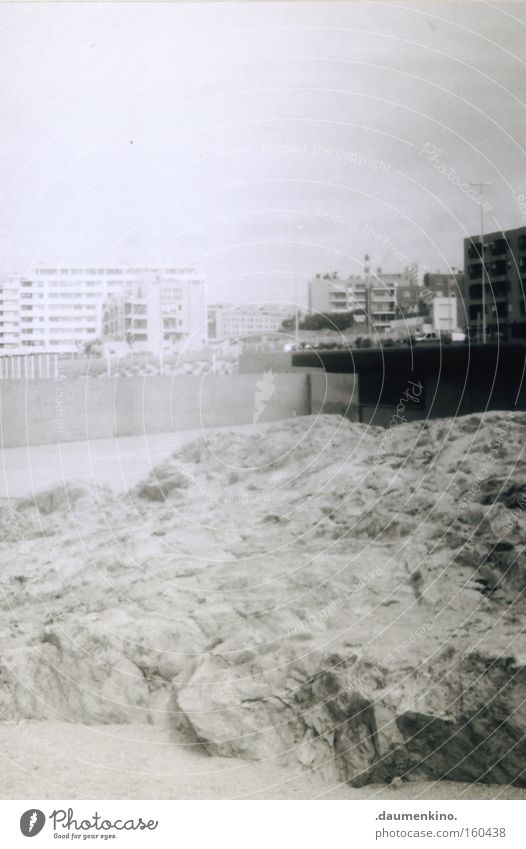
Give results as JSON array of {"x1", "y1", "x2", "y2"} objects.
[
  {"x1": 136, "y1": 471, "x2": 190, "y2": 501},
  {"x1": 1, "y1": 641, "x2": 150, "y2": 724},
  {"x1": 17, "y1": 481, "x2": 103, "y2": 515},
  {"x1": 1, "y1": 413, "x2": 526, "y2": 788}
]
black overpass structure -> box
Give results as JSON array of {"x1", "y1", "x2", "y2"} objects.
[{"x1": 292, "y1": 343, "x2": 526, "y2": 426}]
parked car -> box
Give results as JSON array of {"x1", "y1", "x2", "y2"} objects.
[
  {"x1": 312, "y1": 341, "x2": 347, "y2": 350},
  {"x1": 414, "y1": 331, "x2": 439, "y2": 343},
  {"x1": 283, "y1": 341, "x2": 313, "y2": 352}
]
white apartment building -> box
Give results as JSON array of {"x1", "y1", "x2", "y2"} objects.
[
  {"x1": 208, "y1": 303, "x2": 293, "y2": 341},
  {"x1": 309, "y1": 273, "x2": 394, "y2": 330},
  {"x1": 103, "y1": 274, "x2": 207, "y2": 356},
  {"x1": 309, "y1": 269, "x2": 419, "y2": 331},
  {"x1": 0, "y1": 276, "x2": 23, "y2": 350},
  {"x1": 309, "y1": 274, "x2": 350, "y2": 314},
  {"x1": 388, "y1": 296, "x2": 460, "y2": 340},
  {"x1": 0, "y1": 266, "x2": 206, "y2": 354},
  {"x1": 429, "y1": 296, "x2": 459, "y2": 333}
]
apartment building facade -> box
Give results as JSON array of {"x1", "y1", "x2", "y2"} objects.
[
  {"x1": 0, "y1": 276, "x2": 23, "y2": 350},
  {"x1": 463, "y1": 226, "x2": 526, "y2": 340},
  {"x1": 102, "y1": 272, "x2": 207, "y2": 355},
  {"x1": 0, "y1": 266, "x2": 206, "y2": 354},
  {"x1": 208, "y1": 303, "x2": 293, "y2": 341},
  {"x1": 422, "y1": 271, "x2": 465, "y2": 328},
  {"x1": 308, "y1": 268, "x2": 418, "y2": 331}
]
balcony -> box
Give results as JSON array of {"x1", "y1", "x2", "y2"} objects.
[
  {"x1": 488, "y1": 238, "x2": 507, "y2": 256},
  {"x1": 487, "y1": 260, "x2": 507, "y2": 277},
  {"x1": 469, "y1": 280, "x2": 510, "y2": 300},
  {"x1": 490, "y1": 280, "x2": 510, "y2": 297},
  {"x1": 491, "y1": 301, "x2": 509, "y2": 318}
]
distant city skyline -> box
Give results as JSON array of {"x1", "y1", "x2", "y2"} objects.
[{"x1": 1, "y1": 1, "x2": 525, "y2": 307}]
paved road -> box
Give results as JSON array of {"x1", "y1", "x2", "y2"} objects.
[{"x1": 0, "y1": 424, "x2": 259, "y2": 499}]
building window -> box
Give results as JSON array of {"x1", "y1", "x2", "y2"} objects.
[
  {"x1": 492, "y1": 301, "x2": 508, "y2": 318},
  {"x1": 487, "y1": 260, "x2": 506, "y2": 275},
  {"x1": 488, "y1": 238, "x2": 507, "y2": 255}
]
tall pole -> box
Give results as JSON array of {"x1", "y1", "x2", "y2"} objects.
[
  {"x1": 470, "y1": 182, "x2": 491, "y2": 343},
  {"x1": 288, "y1": 224, "x2": 304, "y2": 346},
  {"x1": 447, "y1": 268, "x2": 456, "y2": 334},
  {"x1": 295, "y1": 290, "x2": 299, "y2": 346}
]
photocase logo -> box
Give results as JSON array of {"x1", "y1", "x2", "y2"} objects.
[
  {"x1": 20, "y1": 809, "x2": 46, "y2": 837},
  {"x1": 252, "y1": 370, "x2": 276, "y2": 425}
]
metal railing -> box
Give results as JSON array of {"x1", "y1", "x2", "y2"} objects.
[{"x1": 0, "y1": 353, "x2": 60, "y2": 379}]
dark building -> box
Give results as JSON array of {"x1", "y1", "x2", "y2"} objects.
[
  {"x1": 422, "y1": 270, "x2": 463, "y2": 297},
  {"x1": 463, "y1": 225, "x2": 526, "y2": 340}
]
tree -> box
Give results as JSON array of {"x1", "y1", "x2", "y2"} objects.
[
  {"x1": 280, "y1": 317, "x2": 295, "y2": 331},
  {"x1": 299, "y1": 311, "x2": 354, "y2": 331},
  {"x1": 83, "y1": 338, "x2": 102, "y2": 356}
]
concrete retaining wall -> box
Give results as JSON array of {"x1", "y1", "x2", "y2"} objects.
[
  {"x1": 310, "y1": 372, "x2": 359, "y2": 420},
  {"x1": 0, "y1": 374, "x2": 309, "y2": 448},
  {"x1": 359, "y1": 371, "x2": 526, "y2": 427},
  {"x1": 239, "y1": 353, "x2": 360, "y2": 421},
  {"x1": 238, "y1": 352, "x2": 294, "y2": 373}
]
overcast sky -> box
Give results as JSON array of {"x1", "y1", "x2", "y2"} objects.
[{"x1": 1, "y1": 1, "x2": 525, "y2": 305}]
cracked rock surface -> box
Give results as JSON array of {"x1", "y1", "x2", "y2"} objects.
[{"x1": 1, "y1": 412, "x2": 525, "y2": 786}]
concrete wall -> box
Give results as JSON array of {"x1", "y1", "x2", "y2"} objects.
[
  {"x1": 0, "y1": 374, "x2": 309, "y2": 448},
  {"x1": 239, "y1": 353, "x2": 360, "y2": 421},
  {"x1": 310, "y1": 372, "x2": 359, "y2": 420},
  {"x1": 238, "y1": 352, "x2": 293, "y2": 373},
  {"x1": 360, "y1": 371, "x2": 526, "y2": 427}
]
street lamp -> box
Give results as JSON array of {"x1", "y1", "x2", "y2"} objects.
[{"x1": 470, "y1": 182, "x2": 492, "y2": 343}]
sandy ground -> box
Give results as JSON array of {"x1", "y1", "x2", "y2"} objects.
[
  {"x1": 0, "y1": 424, "x2": 260, "y2": 499},
  {"x1": 1, "y1": 722, "x2": 525, "y2": 801}
]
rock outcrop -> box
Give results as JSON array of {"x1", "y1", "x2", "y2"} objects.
[{"x1": 1, "y1": 412, "x2": 525, "y2": 785}]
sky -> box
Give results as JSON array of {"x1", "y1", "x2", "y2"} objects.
[{"x1": 1, "y1": 0, "x2": 525, "y2": 306}]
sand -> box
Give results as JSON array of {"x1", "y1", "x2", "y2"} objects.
[{"x1": 1, "y1": 721, "x2": 525, "y2": 800}]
